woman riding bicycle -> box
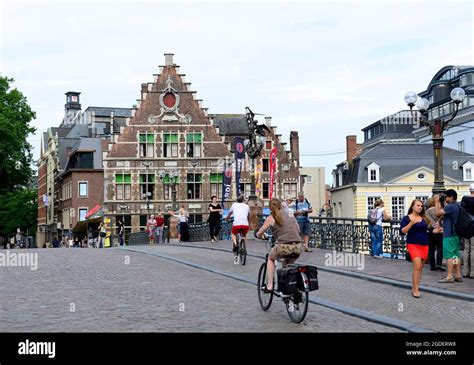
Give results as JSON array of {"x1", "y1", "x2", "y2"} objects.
[{"x1": 256, "y1": 198, "x2": 303, "y2": 292}]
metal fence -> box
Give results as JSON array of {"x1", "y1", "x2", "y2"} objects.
[{"x1": 127, "y1": 216, "x2": 407, "y2": 258}]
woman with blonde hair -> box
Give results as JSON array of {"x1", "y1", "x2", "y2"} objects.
[
  {"x1": 400, "y1": 199, "x2": 431, "y2": 298},
  {"x1": 256, "y1": 198, "x2": 303, "y2": 292}
]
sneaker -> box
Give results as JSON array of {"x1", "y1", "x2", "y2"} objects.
[
  {"x1": 438, "y1": 277, "x2": 455, "y2": 283},
  {"x1": 233, "y1": 256, "x2": 239, "y2": 265},
  {"x1": 454, "y1": 277, "x2": 463, "y2": 283},
  {"x1": 304, "y1": 248, "x2": 313, "y2": 253}
]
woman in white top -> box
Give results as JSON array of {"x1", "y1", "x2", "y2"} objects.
[{"x1": 169, "y1": 206, "x2": 190, "y2": 242}]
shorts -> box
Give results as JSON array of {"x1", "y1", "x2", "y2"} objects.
[
  {"x1": 297, "y1": 220, "x2": 312, "y2": 237},
  {"x1": 269, "y1": 242, "x2": 302, "y2": 260},
  {"x1": 443, "y1": 236, "x2": 460, "y2": 259},
  {"x1": 406, "y1": 243, "x2": 429, "y2": 260},
  {"x1": 232, "y1": 225, "x2": 249, "y2": 235}
]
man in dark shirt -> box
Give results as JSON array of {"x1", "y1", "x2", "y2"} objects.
[
  {"x1": 435, "y1": 189, "x2": 462, "y2": 283},
  {"x1": 461, "y1": 183, "x2": 474, "y2": 278}
]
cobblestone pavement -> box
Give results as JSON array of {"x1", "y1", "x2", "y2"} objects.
[
  {"x1": 0, "y1": 248, "x2": 400, "y2": 332},
  {"x1": 126, "y1": 244, "x2": 474, "y2": 333}
]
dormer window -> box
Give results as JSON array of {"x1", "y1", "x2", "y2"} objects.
[
  {"x1": 463, "y1": 161, "x2": 474, "y2": 181},
  {"x1": 367, "y1": 162, "x2": 380, "y2": 183}
]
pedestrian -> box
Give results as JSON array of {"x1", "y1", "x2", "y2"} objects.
[
  {"x1": 294, "y1": 192, "x2": 313, "y2": 252},
  {"x1": 368, "y1": 199, "x2": 391, "y2": 257},
  {"x1": 461, "y1": 183, "x2": 474, "y2": 278},
  {"x1": 169, "y1": 206, "x2": 190, "y2": 242},
  {"x1": 98, "y1": 221, "x2": 107, "y2": 248},
  {"x1": 82, "y1": 236, "x2": 88, "y2": 248},
  {"x1": 155, "y1": 213, "x2": 165, "y2": 244},
  {"x1": 425, "y1": 197, "x2": 445, "y2": 271},
  {"x1": 52, "y1": 236, "x2": 61, "y2": 248},
  {"x1": 146, "y1": 214, "x2": 157, "y2": 245},
  {"x1": 400, "y1": 199, "x2": 430, "y2": 298},
  {"x1": 117, "y1": 219, "x2": 125, "y2": 246},
  {"x1": 208, "y1": 195, "x2": 222, "y2": 242},
  {"x1": 283, "y1": 196, "x2": 295, "y2": 217},
  {"x1": 435, "y1": 189, "x2": 463, "y2": 283}
]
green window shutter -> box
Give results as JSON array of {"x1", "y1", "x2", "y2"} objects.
[
  {"x1": 147, "y1": 134, "x2": 155, "y2": 143},
  {"x1": 195, "y1": 174, "x2": 202, "y2": 182},
  {"x1": 140, "y1": 174, "x2": 146, "y2": 183},
  {"x1": 186, "y1": 134, "x2": 193, "y2": 143},
  {"x1": 195, "y1": 133, "x2": 202, "y2": 142},
  {"x1": 171, "y1": 134, "x2": 178, "y2": 143},
  {"x1": 148, "y1": 175, "x2": 155, "y2": 183},
  {"x1": 164, "y1": 134, "x2": 170, "y2": 143},
  {"x1": 187, "y1": 174, "x2": 194, "y2": 182},
  {"x1": 139, "y1": 134, "x2": 146, "y2": 143},
  {"x1": 163, "y1": 175, "x2": 170, "y2": 184},
  {"x1": 116, "y1": 174, "x2": 123, "y2": 183},
  {"x1": 124, "y1": 174, "x2": 131, "y2": 183},
  {"x1": 210, "y1": 173, "x2": 217, "y2": 183}
]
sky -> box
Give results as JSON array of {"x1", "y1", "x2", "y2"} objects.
[{"x1": 1, "y1": 0, "x2": 473, "y2": 183}]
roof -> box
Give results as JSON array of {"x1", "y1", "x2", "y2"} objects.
[
  {"x1": 335, "y1": 142, "x2": 474, "y2": 185},
  {"x1": 211, "y1": 114, "x2": 248, "y2": 135},
  {"x1": 84, "y1": 107, "x2": 132, "y2": 118},
  {"x1": 65, "y1": 124, "x2": 89, "y2": 138}
]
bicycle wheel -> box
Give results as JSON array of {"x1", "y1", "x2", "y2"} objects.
[
  {"x1": 286, "y1": 274, "x2": 309, "y2": 323},
  {"x1": 257, "y1": 262, "x2": 273, "y2": 310},
  {"x1": 239, "y1": 237, "x2": 247, "y2": 265}
]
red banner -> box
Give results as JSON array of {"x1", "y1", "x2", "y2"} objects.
[{"x1": 269, "y1": 147, "x2": 277, "y2": 200}]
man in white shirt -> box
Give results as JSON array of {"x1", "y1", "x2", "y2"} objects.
[{"x1": 226, "y1": 195, "x2": 250, "y2": 263}]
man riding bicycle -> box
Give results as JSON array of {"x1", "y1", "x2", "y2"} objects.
[
  {"x1": 256, "y1": 198, "x2": 303, "y2": 292},
  {"x1": 225, "y1": 195, "x2": 250, "y2": 264}
]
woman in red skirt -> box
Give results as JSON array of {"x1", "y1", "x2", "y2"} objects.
[{"x1": 400, "y1": 199, "x2": 430, "y2": 298}]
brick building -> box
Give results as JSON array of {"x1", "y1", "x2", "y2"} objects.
[{"x1": 103, "y1": 54, "x2": 302, "y2": 233}]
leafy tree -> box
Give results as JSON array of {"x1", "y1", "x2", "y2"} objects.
[
  {"x1": 0, "y1": 76, "x2": 36, "y2": 193},
  {"x1": 0, "y1": 189, "x2": 37, "y2": 239}
]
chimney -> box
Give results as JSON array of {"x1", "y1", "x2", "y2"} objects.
[
  {"x1": 164, "y1": 53, "x2": 174, "y2": 66},
  {"x1": 346, "y1": 135, "x2": 361, "y2": 162},
  {"x1": 265, "y1": 116, "x2": 272, "y2": 127},
  {"x1": 289, "y1": 131, "x2": 300, "y2": 168}
]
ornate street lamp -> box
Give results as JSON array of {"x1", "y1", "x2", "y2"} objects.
[{"x1": 404, "y1": 87, "x2": 465, "y2": 194}]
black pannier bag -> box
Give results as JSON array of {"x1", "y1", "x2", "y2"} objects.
[
  {"x1": 277, "y1": 267, "x2": 299, "y2": 295},
  {"x1": 296, "y1": 265, "x2": 319, "y2": 291}
]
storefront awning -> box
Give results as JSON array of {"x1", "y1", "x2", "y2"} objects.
[{"x1": 85, "y1": 205, "x2": 103, "y2": 219}]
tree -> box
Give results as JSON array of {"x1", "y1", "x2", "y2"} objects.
[
  {"x1": 0, "y1": 189, "x2": 37, "y2": 240},
  {"x1": 0, "y1": 76, "x2": 36, "y2": 193},
  {"x1": 0, "y1": 77, "x2": 37, "y2": 241}
]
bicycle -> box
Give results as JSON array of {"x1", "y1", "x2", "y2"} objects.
[
  {"x1": 255, "y1": 232, "x2": 317, "y2": 323},
  {"x1": 235, "y1": 227, "x2": 247, "y2": 266}
]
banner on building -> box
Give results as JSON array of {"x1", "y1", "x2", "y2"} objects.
[
  {"x1": 269, "y1": 147, "x2": 277, "y2": 200},
  {"x1": 221, "y1": 159, "x2": 233, "y2": 206},
  {"x1": 255, "y1": 158, "x2": 262, "y2": 198},
  {"x1": 234, "y1": 137, "x2": 245, "y2": 197}
]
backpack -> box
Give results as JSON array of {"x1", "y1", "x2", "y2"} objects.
[
  {"x1": 295, "y1": 198, "x2": 311, "y2": 213},
  {"x1": 455, "y1": 203, "x2": 474, "y2": 239},
  {"x1": 367, "y1": 208, "x2": 378, "y2": 225}
]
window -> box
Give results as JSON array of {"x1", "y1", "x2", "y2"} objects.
[
  {"x1": 262, "y1": 158, "x2": 269, "y2": 172},
  {"x1": 187, "y1": 173, "x2": 202, "y2": 199},
  {"x1": 417, "y1": 172, "x2": 426, "y2": 181},
  {"x1": 338, "y1": 171, "x2": 343, "y2": 186},
  {"x1": 463, "y1": 162, "x2": 474, "y2": 181},
  {"x1": 458, "y1": 140, "x2": 465, "y2": 152},
  {"x1": 116, "y1": 215, "x2": 132, "y2": 241},
  {"x1": 162, "y1": 174, "x2": 179, "y2": 200},
  {"x1": 262, "y1": 183, "x2": 269, "y2": 199},
  {"x1": 186, "y1": 133, "x2": 202, "y2": 157},
  {"x1": 415, "y1": 196, "x2": 429, "y2": 204},
  {"x1": 239, "y1": 183, "x2": 251, "y2": 198},
  {"x1": 265, "y1": 141, "x2": 272, "y2": 150},
  {"x1": 367, "y1": 162, "x2": 380, "y2": 183},
  {"x1": 140, "y1": 173, "x2": 155, "y2": 200},
  {"x1": 188, "y1": 214, "x2": 203, "y2": 224},
  {"x1": 210, "y1": 173, "x2": 223, "y2": 199},
  {"x1": 367, "y1": 196, "x2": 381, "y2": 215},
  {"x1": 305, "y1": 175, "x2": 313, "y2": 184},
  {"x1": 139, "y1": 133, "x2": 155, "y2": 157},
  {"x1": 164, "y1": 133, "x2": 179, "y2": 157},
  {"x1": 283, "y1": 183, "x2": 297, "y2": 199},
  {"x1": 116, "y1": 174, "x2": 131, "y2": 200},
  {"x1": 79, "y1": 208, "x2": 88, "y2": 222},
  {"x1": 140, "y1": 215, "x2": 148, "y2": 231},
  {"x1": 460, "y1": 73, "x2": 474, "y2": 86},
  {"x1": 79, "y1": 182, "x2": 88, "y2": 197},
  {"x1": 391, "y1": 196, "x2": 405, "y2": 221}
]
